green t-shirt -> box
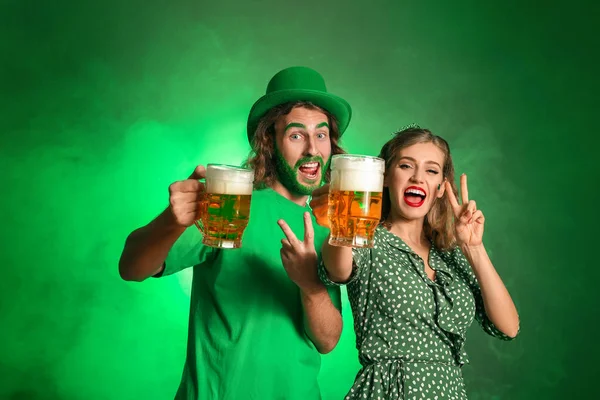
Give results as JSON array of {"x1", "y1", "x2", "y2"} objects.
[{"x1": 159, "y1": 188, "x2": 341, "y2": 400}]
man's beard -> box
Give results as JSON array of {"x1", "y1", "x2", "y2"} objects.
[{"x1": 274, "y1": 147, "x2": 330, "y2": 196}]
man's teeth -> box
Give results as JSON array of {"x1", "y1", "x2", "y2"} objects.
[
  {"x1": 302, "y1": 162, "x2": 319, "y2": 168},
  {"x1": 405, "y1": 189, "x2": 425, "y2": 196}
]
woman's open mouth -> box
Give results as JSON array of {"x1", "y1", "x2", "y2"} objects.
[{"x1": 403, "y1": 186, "x2": 426, "y2": 207}]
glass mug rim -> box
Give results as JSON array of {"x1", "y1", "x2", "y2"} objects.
[
  {"x1": 205, "y1": 164, "x2": 255, "y2": 185},
  {"x1": 331, "y1": 153, "x2": 385, "y2": 162},
  {"x1": 204, "y1": 163, "x2": 254, "y2": 185},
  {"x1": 206, "y1": 163, "x2": 254, "y2": 173},
  {"x1": 331, "y1": 154, "x2": 385, "y2": 173},
  {"x1": 331, "y1": 154, "x2": 385, "y2": 163}
]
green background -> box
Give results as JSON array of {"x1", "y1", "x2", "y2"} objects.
[{"x1": 1, "y1": 0, "x2": 596, "y2": 399}]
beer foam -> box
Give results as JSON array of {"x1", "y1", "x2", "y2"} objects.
[
  {"x1": 206, "y1": 180, "x2": 253, "y2": 195},
  {"x1": 330, "y1": 155, "x2": 384, "y2": 192},
  {"x1": 331, "y1": 170, "x2": 384, "y2": 192},
  {"x1": 331, "y1": 155, "x2": 384, "y2": 173},
  {"x1": 205, "y1": 164, "x2": 254, "y2": 195}
]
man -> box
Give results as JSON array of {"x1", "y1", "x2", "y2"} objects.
[{"x1": 119, "y1": 66, "x2": 352, "y2": 399}]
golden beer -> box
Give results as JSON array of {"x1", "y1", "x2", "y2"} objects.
[
  {"x1": 195, "y1": 165, "x2": 254, "y2": 249},
  {"x1": 327, "y1": 155, "x2": 385, "y2": 248}
]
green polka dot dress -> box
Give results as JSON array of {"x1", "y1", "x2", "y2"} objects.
[{"x1": 319, "y1": 226, "x2": 515, "y2": 399}]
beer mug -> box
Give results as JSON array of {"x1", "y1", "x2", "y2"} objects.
[
  {"x1": 328, "y1": 155, "x2": 385, "y2": 248},
  {"x1": 195, "y1": 164, "x2": 254, "y2": 249}
]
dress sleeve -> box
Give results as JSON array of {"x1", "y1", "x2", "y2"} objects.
[
  {"x1": 318, "y1": 247, "x2": 369, "y2": 286},
  {"x1": 451, "y1": 247, "x2": 519, "y2": 341}
]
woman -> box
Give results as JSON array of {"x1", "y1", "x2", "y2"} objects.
[{"x1": 309, "y1": 127, "x2": 520, "y2": 399}]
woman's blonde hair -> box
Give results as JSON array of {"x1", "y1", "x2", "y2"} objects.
[{"x1": 378, "y1": 127, "x2": 459, "y2": 250}]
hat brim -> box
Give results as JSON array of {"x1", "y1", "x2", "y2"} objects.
[{"x1": 247, "y1": 89, "x2": 352, "y2": 143}]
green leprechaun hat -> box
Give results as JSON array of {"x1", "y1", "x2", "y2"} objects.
[{"x1": 247, "y1": 66, "x2": 352, "y2": 143}]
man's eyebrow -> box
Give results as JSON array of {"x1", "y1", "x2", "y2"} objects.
[{"x1": 284, "y1": 122, "x2": 307, "y2": 132}]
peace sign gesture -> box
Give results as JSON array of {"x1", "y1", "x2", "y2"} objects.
[
  {"x1": 445, "y1": 174, "x2": 485, "y2": 247},
  {"x1": 277, "y1": 212, "x2": 321, "y2": 292}
]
